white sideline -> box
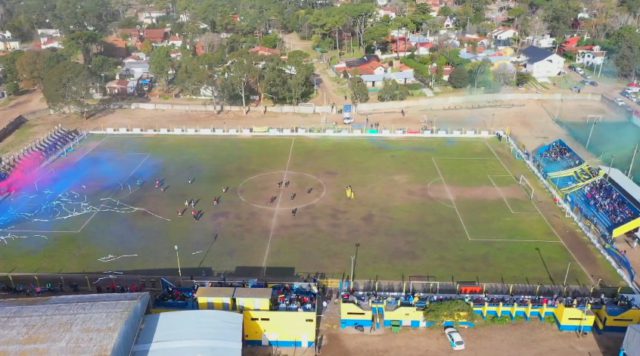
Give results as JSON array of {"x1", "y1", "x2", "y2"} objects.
[{"x1": 89, "y1": 128, "x2": 495, "y2": 138}]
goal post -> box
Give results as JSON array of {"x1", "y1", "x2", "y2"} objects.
[{"x1": 519, "y1": 175, "x2": 535, "y2": 200}]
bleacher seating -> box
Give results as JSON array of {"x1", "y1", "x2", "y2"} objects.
[
  {"x1": 0, "y1": 126, "x2": 81, "y2": 182},
  {"x1": 535, "y1": 139, "x2": 640, "y2": 238}
]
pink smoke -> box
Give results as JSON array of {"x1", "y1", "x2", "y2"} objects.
[{"x1": 0, "y1": 152, "x2": 45, "y2": 195}]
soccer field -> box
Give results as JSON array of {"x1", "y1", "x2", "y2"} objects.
[{"x1": 0, "y1": 135, "x2": 621, "y2": 285}]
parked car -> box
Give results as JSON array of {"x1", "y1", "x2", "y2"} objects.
[
  {"x1": 575, "y1": 67, "x2": 585, "y2": 75},
  {"x1": 444, "y1": 326, "x2": 465, "y2": 351},
  {"x1": 615, "y1": 97, "x2": 628, "y2": 106},
  {"x1": 622, "y1": 90, "x2": 634, "y2": 99}
]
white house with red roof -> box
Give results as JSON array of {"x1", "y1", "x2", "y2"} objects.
[
  {"x1": 36, "y1": 29, "x2": 63, "y2": 49},
  {"x1": 334, "y1": 55, "x2": 415, "y2": 87}
]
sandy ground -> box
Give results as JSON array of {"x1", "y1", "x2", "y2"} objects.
[
  {"x1": 0, "y1": 90, "x2": 48, "y2": 125},
  {"x1": 242, "y1": 298, "x2": 624, "y2": 356}
]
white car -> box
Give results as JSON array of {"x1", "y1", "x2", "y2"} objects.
[
  {"x1": 575, "y1": 67, "x2": 585, "y2": 75},
  {"x1": 444, "y1": 326, "x2": 465, "y2": 351},
  {"x1": 615, "y1": 98, "x2": 628, "y2": 106}
]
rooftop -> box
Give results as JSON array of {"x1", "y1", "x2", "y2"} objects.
[
  {"x1": 132, "y1": 310, "x2": 242, "y2": 356},
  {"x1": 196, "y1": 286, "x2": 235, "y2": 298},
  {"x1": 0, "y1": 293, "x2": 149, "y2": 355},
  {"x1": 234, "y1": 287, "x2": 273, "y2": 299}
]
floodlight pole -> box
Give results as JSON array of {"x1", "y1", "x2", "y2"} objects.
[
  {"x1": 585, "y1": 119, "x2": 597, "y2": 150},
  {"x1": 628, "y1": 144, "x2": 638, "y2": 178},
  {"x1": 350, "y1": 243, "x2": 360, "y2": 286},
  {"x1": 563, "y1": 262, "x2": 571, "y2": 286},
  {"x1": 174, "y1": 245, "x2": 182, "y2": 278}
]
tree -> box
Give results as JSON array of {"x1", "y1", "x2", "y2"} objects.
[
  {"x1": 149, "y1": 46, "x2": 173, "y2": 90},
  {"x1": 493, "y1": 63, "x2": 516, "y2": 86},
  {"x1": 467, "y1": 60, "x2": 492, "y2": 90},
  {"x1": 175, "y1": 56, "x2": 209, "y2": 95},
  {"x1": 423, "y1": 300, "x2": 477, "y2": 324},
  {"x1": 220, "y1": 54, "x2": 259, "y2": 107},
  {"x1": 0, "y1": 50, "x2": 24, "y2": 95},
  {"x1": 349, "y1": 77, "x2": 369, "y2": 103},
  {"x1": 378, "y1": 80, "x2": 408, "y2": 102},
  {"x1": 448, "y1": 66, "x2": 469, "y2": 88},
  {"x1": 516, "y1": 72, "x2": 534, "y2": 87},
  {"x1": 89, "y1": 55, "x2": 119, "y2": 81},
  {"x1": 544, "y1": 1, "x2": 581, "y2": 38},
  {"x1": 260, "y1": 34, "x2": 280, "y2": 49},
  {"x1": 141, "y1": 39, "x2": 154, "y2": 56},
  {"x1": 609, "y1": 26, "x2": 640, "y2": 78},
  {"x1": 63, "y1": 31, "x2": 100, "y2": 64},
  {"x1": 16, "y1": 50, "x2": 65, "y2": 88},
  {"x1": 42, "y1": 61, "x2": 93, "y2": 117}
]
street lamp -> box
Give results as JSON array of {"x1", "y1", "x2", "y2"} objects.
[{"x1": 174, "y1": 245, "x2": 182, "y2": 278}]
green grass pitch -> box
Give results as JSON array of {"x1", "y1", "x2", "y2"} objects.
[{"x1": 0, "y1": 135, "x2": 622, "y2": 285}]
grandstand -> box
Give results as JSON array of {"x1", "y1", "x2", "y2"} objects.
[
  {"x1": 0, "y1": 125, "x2": 83, "y2": 181},
  {"x1": 534, "y1": 140, "x2": 640, "y2": 239}
]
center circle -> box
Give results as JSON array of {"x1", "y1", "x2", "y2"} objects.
[{"x1": 237, "y1": 171, "x2": 326, "y2": 210}]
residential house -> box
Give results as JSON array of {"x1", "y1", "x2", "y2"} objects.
[
  {"x1": 519, "y1": 46, "x2": 565, "y2": 81},
  {"x1": 334, "y1": 55, "x2": 415, "y2": 87},
  {"x1": 168, "y1": 35, "x2": 183, "y2": 47},
  {"x1": 138, "y1": 9, "x2": 167, "y2": 25},
  {"x1": 0, "y1": 31, "x2": 20, "y2": 52},
  {"x1": 526, "y1": 34, "x2": 556, "y2": 49},
  {"x1": 443, "y1": 16, "x2": 455, "y2": 30},
  {"x1": 36, "y1": 29, "x2": 63, "y2": 49},
  {"x1": 249, "y1": 46, "x2": 281, "y2": 57},
  {"x1": 407, "y1": 34, "x2": 435, "y2": 55},
  {"x1": 559, "y1": 36, "x2": 581, "y2": 54},
  {"x1": 144, "y1": 29, "x2": 169, "y2": 45},
  {"x1": 106, "y1": 79, "x2": 137, "y2": 96},
  {"x1": 103, "y1": 35, "x2": 128, "y2": 59},
  {"x1": 431, "y1": 64, "x2": 453, "y2": 81},
  {"x1": 121, "y1": 55, "x2": 150, "y2": 80},
  {"x1": 490, "y1": 27, "x2": 518, "y2": 47},
  {"x1": 377, "y1": 7, "x2": 397, "y2": 19},
  {"x1": 459, "y1": 48, "x2": 516, "y2": 71}
]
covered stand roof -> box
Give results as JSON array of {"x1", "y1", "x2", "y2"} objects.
[
  {"x1": 132, "y1": 310, "x2": 242, "y2": 356},
  {"x1": 0, "y1": 293, "x2": 149, "y2": 355}
]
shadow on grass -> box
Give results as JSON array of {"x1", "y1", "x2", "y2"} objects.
[{"x1": 535, "y1": 247, "x2": 556, "y2": 285}]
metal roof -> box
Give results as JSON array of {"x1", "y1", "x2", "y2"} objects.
[
  {"x1": 132, "y1": 310, "x2": 242, "y2": 356},
  {"x1": 522, "y1": 46, "x2": 555, "y2": 64},
  {"x1": 600, "y1": 166, "x2": 640, "y2": 207},
  {"x1": 195, "y1": 287, "x2": 235, "y2": 298},
  {"x1": 0, "y1": 293, "x2": 149, "y2": 356},
  {"x1": 233, "y1": 287, "x2": 273, "y2": 299}
]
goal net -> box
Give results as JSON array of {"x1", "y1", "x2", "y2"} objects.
[{"x1": 519, "y1": 175, "x2": 535, "y2": 200}]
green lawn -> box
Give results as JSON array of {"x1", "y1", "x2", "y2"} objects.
[{"x1": 0, "y1": 135, "x2": 622, "y2": 285}]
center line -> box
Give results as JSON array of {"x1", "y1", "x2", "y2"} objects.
[{"x1": 262, "y1": 138, "x2": 296, "y2": 272}]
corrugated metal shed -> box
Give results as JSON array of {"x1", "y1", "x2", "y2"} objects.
[
  {"x1": 0, "y1": 293, "x2": 149, "y2": 356},
  {"x1": 132, "y1": 310, "x2": 242, "y2": 356},
  {"x1": 622, "y1": 324, "x2": 640, "y2": 355}
]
